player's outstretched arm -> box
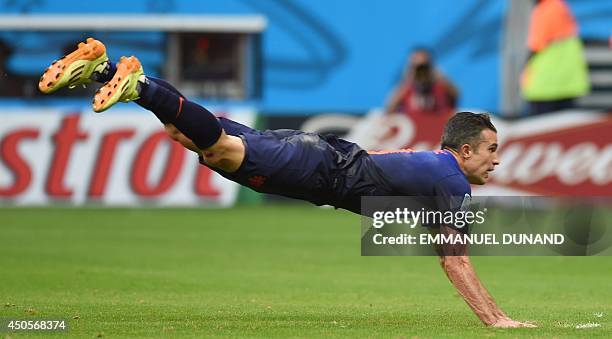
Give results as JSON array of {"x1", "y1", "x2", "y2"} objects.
[{"x1": 435, "y1": 226, "x2": 536, "y2": 328}]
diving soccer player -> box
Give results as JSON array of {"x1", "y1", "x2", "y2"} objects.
[{"x1": 39, "y1": 38, "x2": 535, "y2": 328}]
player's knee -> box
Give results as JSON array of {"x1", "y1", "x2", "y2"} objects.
[
  {"x1": 164, "y1": 124, "x2": 200, "y2": 153},
  {"x1": 164, "y1": 124, "x2": 181, "y2": 141},
  {"x1": 200, "y1": 133, "x2": 245, "y2": 172},
  {"x1": 201, "y1": 134, "x2": 232, "y2": 166}
]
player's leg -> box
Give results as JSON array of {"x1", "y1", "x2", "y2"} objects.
[
  {"x1": 38, "y1": 38, "x2": 246, "y2": 173},
  {"x1": 163, "y1": 124, "x2": 199, "y2": 153},
  {"x1": 163, "y1": 123, "x2": 245, "y2": 172},
  {"x1": 37, "y1": 38, "x2": 203, "y2": 157},
  {"x1": 98, "y1": 56, "x2": 247, "y2": 172},
  {"x1": 164, "y1": 117, "x2": 261, "y2": 153},
  {"x1": 91, "y1": 56, "x2": 246, "y2": 172},
  {"x1": 38, "y1": 38, "x2": 215, "y2": 146}
]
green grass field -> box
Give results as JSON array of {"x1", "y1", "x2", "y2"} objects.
[{"x1": 1, "y1": 205, "x2": 610, "y2": 338}]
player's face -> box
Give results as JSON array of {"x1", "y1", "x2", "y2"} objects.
[{"x1": 464, "y1": 129, "x2": 500, "y2": 185}]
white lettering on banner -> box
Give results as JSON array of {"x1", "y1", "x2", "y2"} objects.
[
  {"x1": 557, "y1": 143, "x2": 598, "y2": 185},
  {"x1": 512, "y1": 143, "x2": 562, "y2": 185},
  {"x1": 0, "y1": 110, "x2": 255, "y2": 206},
  {"x1": 591, "y1": 145, "x2": 612, "y2": 185},
  {"x1": 496, "y1": 142, "x2": 562, "y2": 185},
  {"x1": 496, "y1": 142, "x2": 611, "y2": 187}
]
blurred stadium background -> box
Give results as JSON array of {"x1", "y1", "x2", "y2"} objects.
[{"x1": 1, "y1": 0, "x2": 611, "y2": 337}]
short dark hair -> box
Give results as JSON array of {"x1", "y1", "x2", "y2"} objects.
[
  {"x1": 440, "y1": 112, "x2": 497, "y2": 151},
  {"x1": 410, "y1": 46, "x2": 433, "y2": 59}
]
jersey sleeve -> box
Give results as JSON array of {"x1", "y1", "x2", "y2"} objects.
[{"x1": 432, "y1": 174, "x2": 472, "y2": 233}]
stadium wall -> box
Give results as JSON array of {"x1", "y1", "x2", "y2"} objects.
[
  {"x1": 1, "y1": 0, "x2": 610, "y2": 114},
  {"x1": 1, "y1": 0, "x2": 503, "y2": 113},
  {"x1": 1, "y1": 1, "x2": 611, "y2": 206}
]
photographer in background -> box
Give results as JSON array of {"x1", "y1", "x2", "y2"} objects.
[
  {"x1": 382, "y1": 48, "x2": 459, "y2": 150},
  {"x1": 385, "y1": 48, "x2": 458, "y2": 117}
]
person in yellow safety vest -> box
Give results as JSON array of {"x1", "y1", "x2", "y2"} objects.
[{"x1": 521, "y1": 0, "x2": 590, "y2": 115}]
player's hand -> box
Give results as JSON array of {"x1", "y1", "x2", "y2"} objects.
[{"x1": 490, "y1": 319, "x2": 537, "y2": 328}]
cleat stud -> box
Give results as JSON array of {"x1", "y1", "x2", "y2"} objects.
[
  {"x1": 113, "y1": 84, "x2": 117, "y2": 88},
  {"x1": 47, "y1": 82, "x2": 53, "y2": 86},
  {"x1": 101, "y1": 100, "x2": 105, "y2": 104}
]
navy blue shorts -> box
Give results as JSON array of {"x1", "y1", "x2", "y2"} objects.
[{"x1": 204, "y1": 117, "x2": 392, "y2": 214}]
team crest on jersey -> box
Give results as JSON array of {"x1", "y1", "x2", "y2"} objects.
[{"x1": 248, "y1": 175, "x2": 268, "y2": 188}]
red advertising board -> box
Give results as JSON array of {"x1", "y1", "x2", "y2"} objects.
[{"x1": 0, "y1": 109, "x2": 255, "y2": 206}]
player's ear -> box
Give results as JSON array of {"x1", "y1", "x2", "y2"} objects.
[{"x1": 459, "y1": 143, "x2": 472, "y2": 159}]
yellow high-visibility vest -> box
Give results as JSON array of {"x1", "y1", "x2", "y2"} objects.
[{"x1": 522, "y1": 37, "x2": 590, "y2": 101}]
